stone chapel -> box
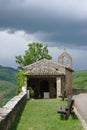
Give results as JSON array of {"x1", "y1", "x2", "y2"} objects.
[{"x1": 23, "y1": 51, "x2": 73, "y2": 98}]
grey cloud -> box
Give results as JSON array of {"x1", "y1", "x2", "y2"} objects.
[{"x1": 0, "y1": 0, "x2": 87, "y2": 47}]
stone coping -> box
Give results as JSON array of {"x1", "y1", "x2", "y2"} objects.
[
  {"x1": 0, "y1": 91, "x2": 27, "y2": 130},
  {"x1": 0, "y1": 92, "x2": 26, "y2": 118},
  {"x1": 74, "y1": 106, "x2": 87, "y2": 130}
]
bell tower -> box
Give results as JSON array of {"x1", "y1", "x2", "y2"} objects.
[
  {"x1": 58, "y1": 51, "x2": 73, "y2": 96},
  {"x1": 58, "y1": 51, "x2": 72, "y2": 69}
]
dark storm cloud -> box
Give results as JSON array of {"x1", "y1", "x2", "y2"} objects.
[{"x1": 0, "y1": 0, "x2": 87, "y2": 46}]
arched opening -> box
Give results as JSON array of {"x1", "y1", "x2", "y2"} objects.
[
  {"x1": 40, "y1": 80, "x2": 49, "y2": 98},
  {"x1": 63, "y1": 56, "x2": 67, "y2": 66},
  {"x1": 58, "y1": 51, "x2": 72, "y2": 68}
]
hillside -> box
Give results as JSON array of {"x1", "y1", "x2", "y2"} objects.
[
  {"x1": 0, "y1": 65, "x2": 18, "y2": 84},
  {"x1": 0, "y1": 66, "x2": 18, "y2": 107},
  {"x1": 73, "y1": 70, "x2": 87, "y2": 89},
  {"x1": 0, "y1": 80, "x2": 16, "y2": 106}
]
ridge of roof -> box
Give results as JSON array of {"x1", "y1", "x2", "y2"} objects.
[
  {"x1": 23, "y1": 58, "x2": 65, "y2": 69},
  {"x1": 23, "y1": 58, "x2": 66, "y2": 76}
]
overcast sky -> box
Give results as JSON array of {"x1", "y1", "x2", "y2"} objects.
[{"x1": 0, "y1": 0, "x2": 87, "y2": 70}]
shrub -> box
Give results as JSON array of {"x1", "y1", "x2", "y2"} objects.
[
  {"x1": 16, "y1": 71, "x2": 25, "y2": 94},
  {"x1": 29, "y1": 87, "x2": 34, "y2": 98}
]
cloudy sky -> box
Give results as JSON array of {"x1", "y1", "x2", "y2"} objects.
[{"x1": 0, "y1": 0, "x2": 87, "y2": 70}]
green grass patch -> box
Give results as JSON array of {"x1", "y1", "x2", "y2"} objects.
[{"x1": 10, "y1": 99, "x2": 84, "y2": 130}]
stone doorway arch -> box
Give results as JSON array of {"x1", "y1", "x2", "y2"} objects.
[{"x1": 40, "y1": 80, "x2": 49, "y2": 98}]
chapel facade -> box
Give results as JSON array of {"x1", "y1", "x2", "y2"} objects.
[{"x1": 23, "y1": 51, "x2": 73, "y2": 99}]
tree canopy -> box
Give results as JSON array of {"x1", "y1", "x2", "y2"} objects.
[{"x1": 15, "y1": 42, "x2": 52, "y2": 70}]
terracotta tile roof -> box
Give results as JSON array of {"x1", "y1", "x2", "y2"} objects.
[{"x1": 23, "y1": 59, "x2": 66, "y2": 76}]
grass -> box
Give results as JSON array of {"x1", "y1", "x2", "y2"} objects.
[{"x1": 10, "y1": 99, "x2": 84, "y2": 130}]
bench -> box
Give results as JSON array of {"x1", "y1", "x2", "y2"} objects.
[{"x1": 57, "y1": 99, "x2": 74, "y2": 119}]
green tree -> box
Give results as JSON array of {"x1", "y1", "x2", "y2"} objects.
[
  {"x1": 15, "y1": 42, "x2": 52, "y2": 70},
  {"x1": 15, "y1": 42, "x2": 52, "y2": 94}
]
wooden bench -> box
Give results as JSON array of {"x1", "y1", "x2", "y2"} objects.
[{"x1": 57, "y1": 99, "x2": 74, "y2": 119}]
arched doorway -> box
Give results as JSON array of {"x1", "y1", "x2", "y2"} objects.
[{"x1": 40, "y1": 80, "x2": 49, "y2": 98}]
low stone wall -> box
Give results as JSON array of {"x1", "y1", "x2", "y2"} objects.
[
  {"x1": 73, "y1": 89, "x2": 87, "y2": 95},
  {"x1": 0, "y1": 92, "x2": 27, "y2": 130}
]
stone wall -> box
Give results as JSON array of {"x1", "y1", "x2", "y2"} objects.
[
  {"x1": 73, "y1": 89, "x2": 87, "y2": 95},
  {"x1": 0, "y1": 92, "x2": 27, "y2": 130},
  {"x1": 65, "y1": 69, "x2": 72, "y2": 95}
]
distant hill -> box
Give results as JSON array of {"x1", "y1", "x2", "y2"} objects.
[
  {"x1": 0, "y1": 66, "x2": 18, "y2": 107},
  {"x1": 73, "y1": 70, "x2": 87, "y2": 89},
  {"x1": 0, "y1": 80, "x2": 16, "y2": 106},
  {"x1": 0, "y1": 65, "x2": 18, "y2": 84}
]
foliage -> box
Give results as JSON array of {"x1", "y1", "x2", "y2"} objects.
[
  {"x1": 29, "y1": 87, "x2": 34, "y2": 98},
  {"x1": 16, "y1": 71, "x2": 25, "y2": 94},
  {"x1": 15, "y1": 42, "x2": 52, "y2": 70},
  {"x1": 73, "y1": 70, "x2": 87, "y2": 89},
  {"x1": 10, "y1": 99, "x2": 84, "y2": 130}
]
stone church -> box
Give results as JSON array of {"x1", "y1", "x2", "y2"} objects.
[{"x1": 23, "y1": 51, "x2": 73, "y2": 98}]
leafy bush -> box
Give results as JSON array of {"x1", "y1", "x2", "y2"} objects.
[
  {"x1": 29, "y1": 87, "x2": 34, "y2": 98},
  {"x1": 16, "y1": 71, "x2": 25, "y2": 94}
]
